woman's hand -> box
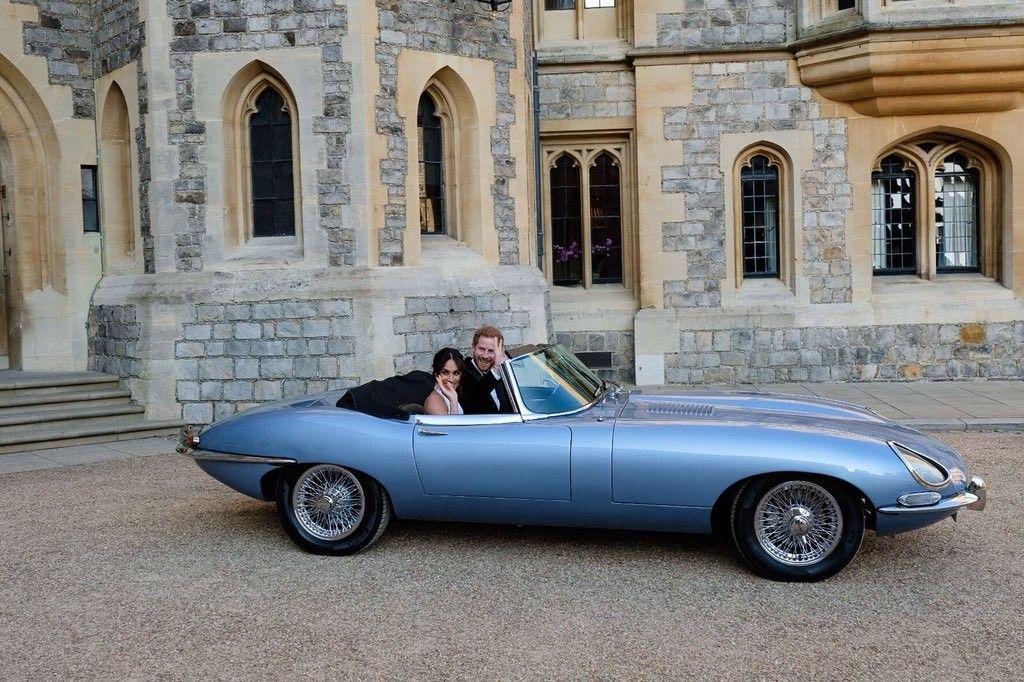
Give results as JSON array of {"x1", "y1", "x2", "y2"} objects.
[{"x1": 436, "y1": 379, "x2": 459, "y2": 410}]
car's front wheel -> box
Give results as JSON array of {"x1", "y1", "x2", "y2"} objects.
[
  {"x1": 276, "y1": 464, "x2": 391, "y2": 555},
  {"x1": 730, "y1": 476, "x2": 864, "y2": 582}
]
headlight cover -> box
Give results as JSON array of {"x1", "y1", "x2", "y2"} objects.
[{"x1": 889, "y1": 441, "x2": 950, "y2": 488}]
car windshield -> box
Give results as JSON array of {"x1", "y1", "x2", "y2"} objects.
[{"x1": 507, "y1": 344, "x2": 604, "y2": 415}]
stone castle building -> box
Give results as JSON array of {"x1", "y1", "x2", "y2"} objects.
[{"x1": 0, "y1": 0, "x2": 1023, "y2": 423}]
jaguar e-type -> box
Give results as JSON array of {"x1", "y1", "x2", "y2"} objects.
[{"x1": 182, "y1": 344, "x2": 986, "y2": 581}]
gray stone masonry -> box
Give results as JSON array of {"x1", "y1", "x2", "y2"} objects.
[
  {"x1": 554, "y1": 330, "x2": 634, "y2": 385},
  {"x1": 391, "y1": 293, "x2": 534, "y2": 375},
  {"x1": 18, "y1": 0, "x2": 96, "y2": 118},
  {"x1": 538, "y1": 70, "x2": 635, "y2": 121},
  {"x1": 165, "y1": 0, "x2": 349, "y2": 271},
  {"x1": 665, "y1": 321, "x2": 1024, "y2": 384},
  {"x1": 136, "y1": 59, "x2": 155, "y2": 274},
  {"x1": 88, "y1": 304, "x2": 141, "y2": 378},
  {"x1": 661, "y1": 59, "x2": 851, "y2": 308},
  {"x1": 375, "y1": 0, "x2": 521, "y2": 266},
  {"x1": 656, "y1": 1, "x2": 793, "y2": 49},
  {"x1": 94, "y1": 0, "x2": 143, "y2": 76},
  {"x1": 173, "y1": 298, "x2": 358, "y2": 424}
]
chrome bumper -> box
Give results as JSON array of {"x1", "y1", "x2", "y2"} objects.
[{"x1": 878, "y1": 476, "x2": 986, "y2": 515}]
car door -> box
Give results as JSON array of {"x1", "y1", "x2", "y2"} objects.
[{"x1": 412, "y1": 415, "x2": 572, "y2": 500}]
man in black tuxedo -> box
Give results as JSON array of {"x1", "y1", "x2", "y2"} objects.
[{"x1": 461, "y1": 325, "x2": 515, "y2": 414}]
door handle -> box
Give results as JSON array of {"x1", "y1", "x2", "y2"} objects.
[{"x1": 417, "y1": 428, "x2": 448, "y2": 437}]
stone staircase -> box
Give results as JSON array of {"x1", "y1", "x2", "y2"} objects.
[{"x1": 0, "y1": 371, "x2": 183, "y2": 454}]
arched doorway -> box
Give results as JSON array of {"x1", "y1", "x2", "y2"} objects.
[{"x1": 0, "y1": 57, "x2": 62, "y2": 370}]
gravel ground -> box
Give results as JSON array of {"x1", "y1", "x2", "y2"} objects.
[{"x1": 1, "y1": 431, "x2": 1021, "y2": 680}]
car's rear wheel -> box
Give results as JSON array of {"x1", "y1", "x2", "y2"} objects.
[
  {"x1": 276, "y1": 464, "x2": 390, "y2": 555},
  {"x1": 730, "y1": 476, "x2": 863, "y2": 582}
]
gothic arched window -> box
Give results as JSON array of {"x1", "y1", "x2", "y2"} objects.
[{"x1": 249, "y1": 86, "x2": 295, "y2": 237}]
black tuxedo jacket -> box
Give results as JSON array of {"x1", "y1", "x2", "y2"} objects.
[{"x1": 461, "y1": 359, "x2": 514, "y2": 414}]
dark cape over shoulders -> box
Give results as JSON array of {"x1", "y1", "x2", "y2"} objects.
[{"x1": 337, "y1": 370, "x2": 434, "y2": 418}]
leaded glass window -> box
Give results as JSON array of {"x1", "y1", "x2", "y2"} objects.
[
  {"x1": 740, "y1": 155, "x2": 779, "y2": 278},
  {"x1": 589, "y1": 153, "x2": 623, "y2": 284},
  {"x1": 550, "y1": 155, "x2": 582, "y2": 286},
  {"x1": 418, "y1": 93, "x2": 445, "y2": 235},
  {"x1": 872, "y1": 154, "x2": 917, "y2": 274},
  {"x1": 249, "y1": 87, "x2": 295, "y2": 237},
  {"x1": 934, "y1": 153, "x2": 979, "y2": 272}
]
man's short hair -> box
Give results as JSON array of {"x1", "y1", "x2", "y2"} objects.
[{"x1": 472, "y1": 325, "x2": 504, "y2": 347}]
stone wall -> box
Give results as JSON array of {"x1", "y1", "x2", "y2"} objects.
[
  {"x1": 538, "y1": 70, "x2": 634, "y2": 121},
  {"x1": 656, "y1": 1, "x2": 793, "y2": 49},
  {"x1": 374, "y1": 0, "x2": 521, "y2": 266},
  {"x1": 174, "y1": 298, "x2": 358, "y2": 423},
  {"x1": 88, "y1": 305, "x2": 141, "y2": 378},
  {"x1": 666, "y1": 322, "x2": 1024, "y2": 384},
  {"x1": 94, "y1": 0, "x2": 142, "y2": 76},
  {"x1": 136, "y1": 58, "x2": 155, "y2": 274},
  {"x1": 661, "y1": 59, "x2": 851, "y2": 308},
  {"x1": 20, "y1": 0, "x2": 95, "y2": 118},
  {"x1": 554, "y1": 330, "x2": 634, "y2": 385},
  {"x1": 392, "y1": 294, "x2": 535, "y2": 374},
  {"x1": 164, "y1": 0, "x2": 350, "y2": 271}
]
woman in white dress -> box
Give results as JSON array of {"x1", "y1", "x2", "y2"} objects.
[{"x1": 424, "y1": 347, "x2": 466, "y2": 415}]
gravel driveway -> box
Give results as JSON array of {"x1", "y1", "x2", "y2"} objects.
[{"x1": 2, "y1": 431, "x2": 1021, "y2": 680}]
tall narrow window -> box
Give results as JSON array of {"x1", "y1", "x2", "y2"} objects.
[
  {"x1": 81, "y1": 166, "x2": 100, "y2": 233},
  {"x1": 249, "y1": 87, "x2": 295, "y2": 237},
  {"x1": 550, "y1": 155, "x2": 583, "y2": 285},
  {"x1": 872, "y1": 154, "x2": 917, "y2": 274},
  {"x1": 934, "y1": 153, "x2": 979, "y2": 272},
  {"x1": 740, "y1": 155, "x2": 779, "y2": 278},
  {"x1": 418, "y1": 93, "x2": 445, "y2": 235},
  {"x1": 589, "y1": 153, "x2": 623, "y2": 284}
]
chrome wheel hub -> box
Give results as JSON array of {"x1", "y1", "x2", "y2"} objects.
[
  {"x1": 754, "y1": 481, "x2": 843, "y2": 566},
  {"x1": 292, "y1": 465, "x2": 366, "y2": 541}
]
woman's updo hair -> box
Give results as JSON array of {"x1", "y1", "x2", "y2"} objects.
[{"x1": 432, "y1": 347, "x2": 466, "y2": 377}]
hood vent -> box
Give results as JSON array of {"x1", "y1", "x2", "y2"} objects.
[{"x1": 636, "y1": 401, "x2": 715, "y2": 417}]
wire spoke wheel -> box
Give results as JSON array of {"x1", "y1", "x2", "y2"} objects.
[
  {"x1": 292, "y1": 464, "x2": 366, "y2": 541},
  {"x1": 754, "y1": 480, "x2": 842, "y2": 566}
]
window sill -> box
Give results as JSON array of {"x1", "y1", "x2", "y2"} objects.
[
  {"x1": 871, "y1": 272, "x2": 1012, "y2": 300},
  {"x1": 224, "y1": 237, "x2": 303, "y2": 266},
  {"x1": 551, "y1": 283, "x2": 636, "y2": 311},
  {"x1": 727, "y1": 277, "x2": 796, "y2": 307},
  {"x1": 419, "y1": 234, "x2": 489, "y2": 270}
]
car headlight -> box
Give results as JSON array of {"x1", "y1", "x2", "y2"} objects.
[{"x1": 889, "y1": 441, "x2": 950, "y2": 488}]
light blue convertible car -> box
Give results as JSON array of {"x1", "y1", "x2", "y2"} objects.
[{"x1": 183, "y1": 344, "x2": 986, "y2": 581}]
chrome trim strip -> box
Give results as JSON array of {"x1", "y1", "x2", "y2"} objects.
[
  {"x1": 189, "y1": 450, "x2": 296, "y2": 465},
  {"x1": 415, "y1": 413, "x2": 524, "y2": 426},
  {"x1": 878, "y1": 491, "x2": 979, "y2": 515}
]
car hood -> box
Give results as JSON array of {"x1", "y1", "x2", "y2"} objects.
[{"x1": 618, "y1": 389, "x2": 967, "y2": 478}]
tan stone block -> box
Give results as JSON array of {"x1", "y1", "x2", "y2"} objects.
[
  {"x1": 899, "y1": 363, "x2": 922, "y2": 380},
  {"x1": 960, "y1": 324, "x2": 986, "y2": 344}
]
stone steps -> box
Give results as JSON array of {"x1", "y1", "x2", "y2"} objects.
[
  {"x1": 0, "y1": 388, "x2": 134, "y2": 414},
  {"x1": 0, "y1": 371, "x2": 183, "y2": 454}
]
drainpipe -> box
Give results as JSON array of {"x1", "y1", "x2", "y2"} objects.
[{"x1": 532, "y1": 53, "x2": 543, "y2": 270}]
